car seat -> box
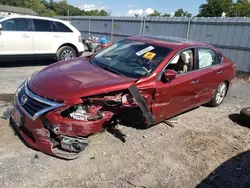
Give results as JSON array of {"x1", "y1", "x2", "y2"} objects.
[{"x1": 180, "y1": 51, "x2": 191, "y2": 73}]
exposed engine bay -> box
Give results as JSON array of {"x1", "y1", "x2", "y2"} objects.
[
  {"x1": 48, "y1": 84, "x2": 155, "y2": 158},
  {"x1": 64, "y1": 90, "x2": 141, "y2": 123}
]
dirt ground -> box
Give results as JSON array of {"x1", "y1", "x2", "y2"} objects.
[{"x1": 0, "y1": 61, "x2": 250, "y2": 188}]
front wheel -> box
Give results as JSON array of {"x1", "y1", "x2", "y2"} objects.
[
  {"x1": 208, "y1": 82, "x2": 228, "y2": 107},
  {"x1": 56, "y1": 46, "x2": 77, "y2": 61}
]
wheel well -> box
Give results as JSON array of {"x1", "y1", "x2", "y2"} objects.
[
  {"x1": 58, "y1": 43, "x2": 79, "y2": 55},
  {"x1": 224, "y1": 80, "x2": 230, "y2": 96}
]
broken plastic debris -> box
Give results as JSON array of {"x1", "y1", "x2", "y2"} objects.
[{"x1": 0, "y1": 107, "x2": 13, "y2": 120}]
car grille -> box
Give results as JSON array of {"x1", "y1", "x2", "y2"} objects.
[
  {"x1": 17, "y1": 87, "x2": 50, "y2": 116},
  {"x1": 16, "y1": 82, "x2": 63, "y2": 120}
]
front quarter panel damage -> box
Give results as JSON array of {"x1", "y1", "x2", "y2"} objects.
[
  {"x1": 15, "y1": 84, "x2": 155, "y2": 159},
  {"x1": 128, "y1": 84, "x2": 155, "y2": 126},
  {"x1": 48, "y1": 112, "x2": 114, "y2": 137}
]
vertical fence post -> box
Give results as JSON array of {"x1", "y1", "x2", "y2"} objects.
[
  {"x1": 142, "y1": 16, "x2": 146, "y2": 35},
  {"x1": 88, "y1": 18, "x2": 91, "y2": 38},
  {"x1": 111, "y1": 17, "x2": 114, "y2": 43},
  {"x1": 186, "y1": 16, "x2": 193, "y2": 39},
  {"x1": 139, "y1": 16, "x2": 143, "y2": 35},
  {"x1": 67, "y1": 9, "x2": 69, "y2": 21}
]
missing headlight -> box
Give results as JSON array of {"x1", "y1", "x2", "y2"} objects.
[{"x1": 68, "y1": 104, "x2": 102, "y2": 121}]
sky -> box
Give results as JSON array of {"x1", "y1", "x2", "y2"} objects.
[{"x1": 67, "y1": 0, "x2": 207, "y2": 16}]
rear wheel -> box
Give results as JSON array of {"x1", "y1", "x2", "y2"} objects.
[
  {"x1": 208, "y1": 82, "x2": 228, "y2": 107},
  {"x1": 56, "y1": 46, "x2": 77, "y2": 61}
]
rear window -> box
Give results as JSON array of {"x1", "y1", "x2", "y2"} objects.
[
  {"x1": 51, "y1": 21, "x2": 72, "y2": 32},
  {"x1": 33, "y1": 19, "x2": 51, "y2": 32},
  {"x1": 197, "y1": 48, "x2": 222, "y2": 69},
  {"x1": 1, "y1": 18, "x2": 31, "y2": 31}
]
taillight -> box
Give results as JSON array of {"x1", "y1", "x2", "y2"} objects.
[{"x1": 78, "y1": 36, "x2": 82, "y2": 42}]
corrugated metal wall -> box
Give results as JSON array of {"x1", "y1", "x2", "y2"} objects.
[{"x1": 57, "y1": 16, "x2": 250, "y2": 72}]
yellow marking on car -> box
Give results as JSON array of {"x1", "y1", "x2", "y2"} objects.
[{"x1": 143, "y1": 52, "x2": 156, "y2": 60}]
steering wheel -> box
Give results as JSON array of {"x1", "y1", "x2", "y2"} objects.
[
  {"x1": 141, "y1": 66, "x2": 150, "y2": 74},
  {"x1": 130, "y1": 58, "x2": 152, "y2": 75}
]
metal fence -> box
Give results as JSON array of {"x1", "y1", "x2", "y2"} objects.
[{"x1": 57, "y1": 16, "x2": 250, "y2": 73}]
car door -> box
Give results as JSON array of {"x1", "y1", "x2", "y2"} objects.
[
  {"x1": 152, "y1": 48, "x2": 199, "y2": 123},
  {"x1": 0, "y1": 18, "x2": 33, "y2": 55},
  {"x1": 192, "y1": 48, "x2": 225, "y2": 107},
  {"x1": 50, "y1": 20, "x2": 75, "y2": 53},
  {"x1": 32, "y1": 19, "x2": 54, "y2": 55}
]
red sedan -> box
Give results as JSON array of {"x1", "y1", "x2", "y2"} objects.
[{"x1": 10, "y1": 35, "x2": 236, "y2": 159}]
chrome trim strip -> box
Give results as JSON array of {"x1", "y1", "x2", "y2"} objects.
[
  {"x1": 32, "y1": 105, "x2": 63, "y2": 120},
  {"x1": 16, "y1": 81, "x2": 64, "y2": 120},
  {"x1": 24, "y1": 81, "x2": 61, "y2": 107},
  {"x1": 15, "y1": 94, "x2": 34, "y2": 120}
]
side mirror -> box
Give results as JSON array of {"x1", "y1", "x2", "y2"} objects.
[{"x1": 163, "y1": 69, "x2": 177, "y2": 81}]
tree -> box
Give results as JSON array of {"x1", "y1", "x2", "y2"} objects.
[
  {"x1": 0, "y1": 0, "x2": 21, "y2": 6},
  {"x1": 149, "y1": 10, "x2": 161, "y2": 17},
  {"x1": 174, "y1": 8, "x2": 184, "y2": 16},
  {"x1": 198, "y1": 0, "x2": 233, "y2": 17},
  {"x1": 99, "y1": 9, "x2": 108, "y2": 16},
  {"x1": 184, "y1": 12, "x2": 192, "y2": 17},
  {"x1": 174, "y1": 8, "x2": 192, "y2": 17},
  {"x1": 0, "y1": 0, "x2": 108, "y2": 17},
  {"x1": 162, "y1": 13, "x2": 171, "y2": 17},
  {"x1": 228, "y1": 0, "x2": 250, "y2": 17}
]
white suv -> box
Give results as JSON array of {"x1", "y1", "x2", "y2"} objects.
[{"x1": 0, "y1": 15, "x2": 84, "y2": 61}]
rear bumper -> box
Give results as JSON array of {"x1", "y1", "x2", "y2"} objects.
[
  {"x1": 76, "y1": 42, "x2": 85, "y2": 56},
  {"x1": 78, "y1": 51, "x2": 84, "y2": 57}
]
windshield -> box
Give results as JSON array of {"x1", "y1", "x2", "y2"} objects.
[{"x1": 91, "y1": 39, "x2": 172, "y2": 79}]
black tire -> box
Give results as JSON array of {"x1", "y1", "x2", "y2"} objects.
[
  {"x1": 240, "y1": 107, "x2": 250, "y2": 125},
  {"x1": 208, "y1": 82, "x2": 228, "y2": 107},
  {"x1": 56, "y1": 46, "x2": 77, "y2": 61}
]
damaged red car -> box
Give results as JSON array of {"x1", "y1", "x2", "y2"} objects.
[{"x1": 10, "y1": 35, "x2": 236, "y2": 159}]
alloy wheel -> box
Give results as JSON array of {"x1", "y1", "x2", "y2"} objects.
[
  {"x1": 61, "y1": 50, "x2": 74, "y2": 60},
  {"x1": 215, "y1": 83, "x2": 227, "y2": 104}
]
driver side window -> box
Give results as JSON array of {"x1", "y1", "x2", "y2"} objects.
[{"x1": 167, "y1": 49, "x2": 194, "y2": 74}]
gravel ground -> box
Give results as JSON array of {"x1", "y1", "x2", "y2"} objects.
[{"x1": 0, "y1": 60, "x2": 250, "y2": 188}]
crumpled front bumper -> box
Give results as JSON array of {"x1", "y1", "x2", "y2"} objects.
[
  {"x1": 9, "y1": 104, "x2": 113, "y2": 159},
  {"x1": 9, "y1": 108, "x2": 80, "y2": 159}
]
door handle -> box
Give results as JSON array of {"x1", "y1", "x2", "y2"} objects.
[
  {"x1": 22, "y1": 35, "x2": 31, "y2": 38},
  {"x1": 217, "y1": 70, "x2": 223, "y2": 75},
  {"x1": 191, "y1": 80, "x2": 199, "y2": 85},
  {"x1": 54, "y1": 35, "x2": 60, "y2": 38}
]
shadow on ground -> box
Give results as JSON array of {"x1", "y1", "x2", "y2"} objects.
[
  {"x1": 0, "y1": 93, "x2": 14, "y2": 102},
  {"x1": 197, "y1": 150, "x2": 250, "y2": 188},
  {"x1": 229, "y1": 114, "x2": 250, "y2": 128},
  {"x1": 105, "y1": 107, "x2": 200, "y2": 143},
  {"x1": 0, "y1": 59, "x2": 55, "y2": 68}
]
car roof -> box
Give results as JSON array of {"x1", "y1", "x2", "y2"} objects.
[
  {"x1": 0, "y1": 15, "x2": 70, "y2": 24},
  {"x1": 128, "y1": 35, "x2": 213, "y2": 50}
]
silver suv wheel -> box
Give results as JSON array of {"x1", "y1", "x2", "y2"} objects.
[{"x1": 61, "y1": 49, "x2": 75, "y2": 60}]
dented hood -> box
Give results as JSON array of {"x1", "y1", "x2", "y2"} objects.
[{"x1": 28, "y1": 58, "x2": 136, "y2": 101}]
